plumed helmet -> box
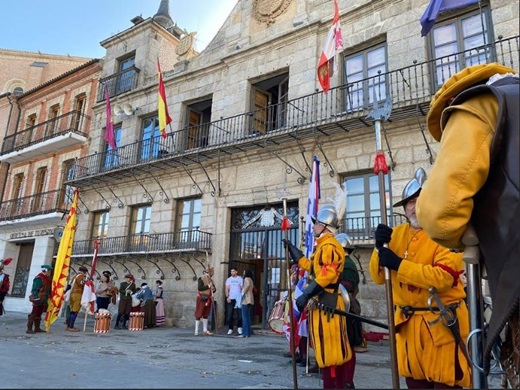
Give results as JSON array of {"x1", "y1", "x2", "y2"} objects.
[
  {"x1": 335, "y1": 233, "x2": 354, "y2": 250},
  {"x1": 393, "y1": 168, "x2": 427, "y2": 207},
  {"x1": 311, "y1": 205, "x2": 339, "y2": 229}
]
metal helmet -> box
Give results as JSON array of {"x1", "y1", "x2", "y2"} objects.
[
  {"x1": 393, "y1": 168, "x2": 427, "y2": 207},
  {"x1": 335, "y1": 233, "x2": 354, "y2": 250},
  {"x1": 311, "y1": 205, "x2": 339, "y2": 229}
]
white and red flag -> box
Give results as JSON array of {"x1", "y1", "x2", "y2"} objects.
[
  {"x1": 317, "y1": 0, "x2": 344, "y2": 93},
  {"x1": 81, "y1": 239, "x2": 99, "y2": 314}
]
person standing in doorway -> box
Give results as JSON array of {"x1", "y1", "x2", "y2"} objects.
[
  {"x1": 27, "y1": 264, "x2": 52, "y2": 334},
  {"x1": 225, "y1": 267, "x2": 243, "y2": 335},
  {"x1": 239, "y1": 269, "x2": 254, "y2": 338}
]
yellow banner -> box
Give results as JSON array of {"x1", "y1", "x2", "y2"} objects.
[{"x1": 44, "y1": 189, "x2": 79, "y2": 332}]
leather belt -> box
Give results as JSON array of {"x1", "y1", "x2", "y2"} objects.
[{"x1": 400, "y1": 303, "x2": 459, "y2": 318}]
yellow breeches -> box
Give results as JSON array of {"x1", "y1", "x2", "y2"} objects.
[
  {"x1": 308, "y1": 294, "x2": 352, "y2": 368},
  {"x1": 396, "y1": 306, "x2": 472, "y2": 388}
]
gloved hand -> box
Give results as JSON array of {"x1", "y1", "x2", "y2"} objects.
[
  {"x1": 378, "y1": 247, "x2": 403, "y2": 271},
  {"x1": 375, "y1": 224, "x2": 393, "y2": 249},
  {"x1": 295, "y1": 280, "x2": 323, "y2": 312},
  {"x1": 282, "y1": 239, "x2": 304, "y2": 265}
]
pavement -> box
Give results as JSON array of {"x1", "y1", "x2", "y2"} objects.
[{"x1": 0, "y1": 311, "x2": 502, "y2": 389}]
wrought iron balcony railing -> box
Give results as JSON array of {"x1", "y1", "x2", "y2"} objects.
[
  {"x1": 1, "y1": 110, "x2": 90, "y2": 155},
  {"x1": 97, "y1": 66, "x2": 141, "y2": 102},
  {"x1": 70, "y1": 230, "x2": 212, "y2": 257},
  {"x1": 344, "y1": 214, "x2": 408, "y2": 245},
  {"x1": 69, "y1": 35, "x2": 518, "y2": 185},
  {"x1": 0, "y1": 189, "x2": 70, "y2": 222}
]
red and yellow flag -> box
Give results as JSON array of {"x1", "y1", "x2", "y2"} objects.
[
  {"x1": 44, "y1": 189, "x2": 79, "y2": 332},
  {"x1": 157, "y1": 60, "x2": 172, "y2": 138}
]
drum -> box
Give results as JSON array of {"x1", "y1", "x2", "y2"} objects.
[
  {"x1": 129, "y1": 312, "x2": 144, "y2": 331},
  {"x1": 268, "y1": 301, "x2": 286, "y2": 335},
  {"x1": 94, "y1": 311, "x2": 111, "y2": 333}
]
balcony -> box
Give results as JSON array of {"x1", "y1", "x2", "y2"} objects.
[
  {"x1": 0, "y1": 110, "x2": 90, "y2": 164},
  {"x1": 70, "y1": 230, "x2": 213, "y2": 258},
  {"x1": 97, "y1": 66, "x2": 140, "y2": 102},
  {"x1": 68, "y1": 35, "x2": 519, "y2": 187},
  {"x1": 0, "y1": 189, "x2": 70, "y2": 227},
  {"x1": 344, "y1": 214, "x2": 408, "y2": 246}
]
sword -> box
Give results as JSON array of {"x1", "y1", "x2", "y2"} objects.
[
  {"x1": 311, "y1": 300, "x2": 389, "y2": 330},
  {"x1": 428, "y1": 287, "x2": 472, "y2": 366}
]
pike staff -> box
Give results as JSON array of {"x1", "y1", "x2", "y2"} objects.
[
  {"x1": 369, "y1": 96, "x2": 399, "y2": 388},
  {"x1": 282, "y1": 197, "x2": 298, "y2": 390}
]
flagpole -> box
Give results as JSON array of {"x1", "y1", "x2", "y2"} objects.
[
  {"x1": 83, "y1": 240, "x2": 99, "y2": 332},
  {"x1": 282, "y1": 198, "x2": 298, "y2": 390},
  {"x1": 374, "y1": 119, "x2": 400, "y2": 389}
]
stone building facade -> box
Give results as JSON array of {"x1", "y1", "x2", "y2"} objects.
[{"x1": 0, "y1": 0, "x2": 518, "y2": 331}]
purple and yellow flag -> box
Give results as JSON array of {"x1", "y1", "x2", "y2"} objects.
[{"x1": 45, "y1": 189, "x2": 79, "y2": 331}]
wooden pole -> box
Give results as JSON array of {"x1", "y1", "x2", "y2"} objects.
[
  {"x1": 374, "y1": 119, "x2": 399, "y2": 389},
  {"x1": 283, "y1": 198, "x2": 298, "y2": 390}
]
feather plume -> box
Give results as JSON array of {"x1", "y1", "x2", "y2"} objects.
[
  {"x1": 1, "y1": 257, "x2": 13, "y2": 266},
  {"x1": 326, "y1": 183, "x2": 347, "y2": 223}
]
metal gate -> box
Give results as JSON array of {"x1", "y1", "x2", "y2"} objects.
[{"x1": 229, "y1": 201, "x2": 300, "y2": 329}]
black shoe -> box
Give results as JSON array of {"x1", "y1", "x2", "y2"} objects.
[
  {"x1": 114, "y1": 325, "x2": 122, "y2": 330},
  {"x1": 122, "y1": 324, "x2": 128, "y2": 330},
  {"x1": 295, "y1": 355, "x2": 304, "y2": 364},
  {"x1": 345, "y1": 382, "x2": 355, "y2": 389}
]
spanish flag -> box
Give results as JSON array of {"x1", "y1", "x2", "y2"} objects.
[
  {"x1": 157, "y1": 60, "x2": 172, "y2": 139},
  {"x1": 44, "y1": 189, "x2": 79, "y2": 332}
]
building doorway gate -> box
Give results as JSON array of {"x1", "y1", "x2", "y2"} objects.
[{"x1": 229, "y1": 201, "x2": 300, "y2": 330}]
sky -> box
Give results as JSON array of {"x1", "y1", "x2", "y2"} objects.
[{"x1": 0, "y1": 0, "x2": 238, "y2": 58}]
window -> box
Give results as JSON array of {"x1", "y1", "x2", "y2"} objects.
[
  {"x1": 342, "y1": 171, "x2": 391, "y2": 240},
  {"x1": 251, "y1": 73, "x2": 289, "y2": 134},
  {"x1": 140, "y1": 116, "x2": 160, "y2": 162},
  {"x1": 32, "y1": 167, "x2": 47, "y2": 213},
  {"x1": 116, "y1": 55, "x2": 136, "y2": 95},
  {"x1": 344, "y1": 43, "x2": 387, "y2": 111},
  {"x1": 92, "y1": 211, "x2": 110, "y2": 239},
  {"x1": 128, "y1": 204, "x2": 152, "y2": 251},
  {"x1": 59, "y1": 160, "x2": 76, "y2": 209},
  {"x1": 104, "y1": 123, "x2": 122, "y2": 169},
  {"x1": 72, "y1": 94, "x2": 86, "y2": 131},
  {"x1": 10, "y1": 173, "x2": 24, "y2": 217},
  {"x1": 13, "y1": 87, "x2": 23, "y2": 95},
  {"x1": 46, "y1": 104, "x2": 60, "y2": 137},
  {"x1": 185, "y1": 99, "x2": 212, "y2": 150},
  {"x1": 176, "y1": 198, "x2": 201, "y2": 247},
  {"x1": 25, "y1": 114, "x2": 37, "y2": 129},
  {"x1": 430, "y1": 7, "x2": 492, "y2": 87}
]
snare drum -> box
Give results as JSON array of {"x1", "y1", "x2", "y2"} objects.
[{"x1": 268, "y1": 301, "x2": 286, "y2": 335}]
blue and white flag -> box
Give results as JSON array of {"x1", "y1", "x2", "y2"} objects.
[
  {"x1": 305, "y1": 156, "x2": 321, "y2": 258},
  {"x1": 420, "y1": 0, "x2": 479, "y2": 37}
]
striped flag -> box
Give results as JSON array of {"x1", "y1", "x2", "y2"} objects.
[
  {"x1": 305, "y1": 156, "x2": 321, "y2": 258},
  {"x1": 317, "y1": 0, "x2": 343, "y2": 93},
  {"x1": 157, "y1": 60, "x2": 172, "y2": 139},
  {"x1": 104, "y1": 86, "x2": 117, "y2": 150},
  {"x1": 45, "y1": 189, "x2": 79, "y2": 331}
]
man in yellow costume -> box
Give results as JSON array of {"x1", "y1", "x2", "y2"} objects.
[
  {"x1": 416, "y1": 63, "x2": 518, "y2": 386},
  {"x1": 369, "y1": 168, "x2": 471, "y2": 388},
  {"x1": 283, "y1": 205, "x2": 352, "y2": 389}
]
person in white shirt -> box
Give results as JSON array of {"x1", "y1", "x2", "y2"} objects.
[{"x1": 225, "y1": 267, "x2": 243, "y2": 335}]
